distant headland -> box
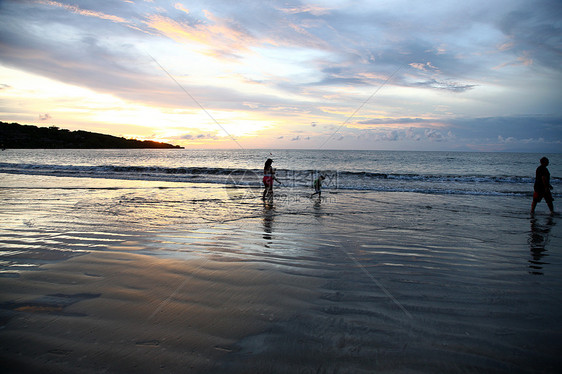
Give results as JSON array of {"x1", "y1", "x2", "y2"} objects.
[{"x1": 0, "y1": 121, "x2": 183, "y2": 149}]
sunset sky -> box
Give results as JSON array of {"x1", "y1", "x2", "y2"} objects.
[{"x1": 1, "y1": 0, "x2": 561, "y2": 151}]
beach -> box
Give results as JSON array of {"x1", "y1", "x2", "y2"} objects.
[{"x1": 1, "y1": 150, "x2": 562, "y2": 373}]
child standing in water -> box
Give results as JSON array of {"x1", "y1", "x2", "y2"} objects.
[{"x1": 311, "y1": 175, "x2": 325, "y2": 197}]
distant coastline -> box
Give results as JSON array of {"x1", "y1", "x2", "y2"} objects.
[{"x1": 0, "y1": 121, "x2": 183, "y2": 149}]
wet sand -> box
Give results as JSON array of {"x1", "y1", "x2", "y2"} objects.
[
  {"x1": 1, "y1": 174, "x2": 562, "y2": 373},
  {"x1": 0, "y1": 250, "x2": 321, "y2": 373}
]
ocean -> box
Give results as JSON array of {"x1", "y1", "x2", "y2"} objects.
[
  {"x1": 1, "y1": 149, "x2": 560, "y2": 196},
  {"x1": 1, "y1": 149, "x2": 561, "y2": 373}
]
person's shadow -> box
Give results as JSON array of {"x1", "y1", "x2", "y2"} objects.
[{"x1": 528, "y1": 216, "x2": 554, "y2": 275}]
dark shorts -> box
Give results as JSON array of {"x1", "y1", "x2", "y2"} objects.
[
  {"x1": 533, "y1": 189, "x2": 554, "y2": 203},
  {"x1": 263, "y1": 176, "x2": 273, "y2": 187}
]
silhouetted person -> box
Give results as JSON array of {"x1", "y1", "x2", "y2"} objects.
[{"x1": 531, "y1": 157, "x2": 554, "y2": 215}]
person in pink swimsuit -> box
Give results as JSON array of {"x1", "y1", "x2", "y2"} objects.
[{"x1": 263, "y1": 158, "x2": 276, "y2": 199}]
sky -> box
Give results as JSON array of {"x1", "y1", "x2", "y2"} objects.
[{"x1": 0, "y1": 0, "x2": 561, "y2": 151}]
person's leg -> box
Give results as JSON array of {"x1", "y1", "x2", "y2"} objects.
[
  {"x1": 267, "y1": 182, "x2": 273, "y2": 197},
  {"x1": 263, "y1": 182, "x2": 270, "y2": 199},
  {"x1": 546, "y1": 191, "x2": 554, "y2": 214},
  {"x1": 547, "y1": 200, "x2": 554, "y2": 214},
  {"x1": 531, "y1": 199, "x2": 537, "y2": 215}
]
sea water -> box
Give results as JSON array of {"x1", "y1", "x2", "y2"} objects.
[{"x1": 1, "y1": 149, "x2": 560, "y2": 196}]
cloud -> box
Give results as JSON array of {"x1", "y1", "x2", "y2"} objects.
[
  {"x1": 374, "y1": 130, "x2": 399, "y2": 141},
  {"x1": 357, "y1": 126, "x2": 454, "y2": 143},
  {"x1": 1, "y1": 0, "x2": 561, "y2": 152},
  {"x1": 498, "y1": 135, "x2": 516, "y2": 143},
  {"x1": 278, "y1": 5, "x2": 331, "y2": 16},
  {"x1": 424, "y1": 129, "x2": 454, "y2": 142},
  {"x1": 178, "y1": 133, "x2": 217, "y2": 140},
  {"x1": 358, "y1": 117, "x2": 434, "y2": 126},
  {"x1": 449, "y1": 115, "x2": 562, "y2": 141},
  {"x1": 174, "y1": 3, "x2": 190, "y2": 15},
  {"x1": 406, "y1": 127, "x2": 422, "y2": 141},
  {"x1": 496, "y1": 2, "x2": 562, "y2": 70},
  {"x1": 38, "y1": 113, "x2": 51, "y2": 121},
  {"x1": 411, "y1": 79, "x2": 477, "y2": 93},
  {"x1": 353, "y1": 114, "x2": 561, "y2": 149},
  {"x1": 36, "y1": 0, "x2": 128, "y2": 24},
  {"x1": 144, "y1": 12, "x2": 258, "y2": 58},
  {"x1": 409, "y1": 62, "x2": 439, "y2": 72}
]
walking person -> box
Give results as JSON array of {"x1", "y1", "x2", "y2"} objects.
[{"x1": 531, "y1": 157, "x2": 555, "y2": 215}]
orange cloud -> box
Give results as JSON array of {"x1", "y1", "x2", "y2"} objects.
[
  {"x1": 145, "y1": 12, "x2": 264, "y2": 56},
  {"x1": 145, "y1": 15, "x2": 210, "y2": 44}
]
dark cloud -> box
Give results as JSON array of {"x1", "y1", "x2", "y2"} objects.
[
  {"x1": 353, "y1": 114, "x2": 561, "y2": 150},
  {"x1": 449, "y1": 115, "x2": 562, "y2": 141},
  {"x1": 358, "y1": 117, "x2": 432, "y2": 125},
  {"x1": 497, "y1": 1, "x2": 562, "y2": 70}
]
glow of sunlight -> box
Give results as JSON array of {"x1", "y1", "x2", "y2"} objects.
[
  {"x1": 0, "y1": 66, "x2": 276, "y2": 142},
  {"x1": 1, "y1": 67, "x2": 101, "y2": 102},
  {"x1": 246, "y1": 47, "x2": 328, "y2": 84}
]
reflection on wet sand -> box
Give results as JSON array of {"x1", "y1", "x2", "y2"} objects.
[
  {"x1": 262, "y1": 198, "x2": 274, "y2": 247},
  {"x1": 313, "y1": 196, "x2": 323, "y2": 221},
  {"x1": 528, "y1": 217, "x2": 554, "y2": 275}
]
